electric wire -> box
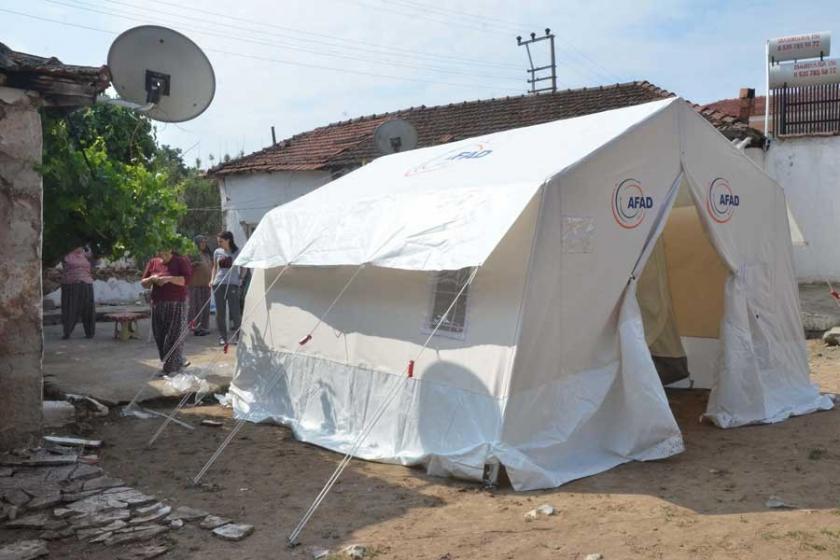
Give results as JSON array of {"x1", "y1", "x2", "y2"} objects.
[
  {"x1": 2, "y1": 8, "x2": 521, "y2": 93},
  {"x1": 43, "y1": 0, "x2": 522, "y2": 84}
]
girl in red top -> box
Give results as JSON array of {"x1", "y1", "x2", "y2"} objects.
[{"x1": 141, "y1": 248, "x2": 192, "y2": 374}]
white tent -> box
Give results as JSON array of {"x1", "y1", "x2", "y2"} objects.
[{"x1": 231, "y1": 98, "x2": 833, "y2": 491}]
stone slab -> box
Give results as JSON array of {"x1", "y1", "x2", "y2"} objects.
[
  {"x1": 0, "y1": 539, "x2": 49, "y2": 560},
  {"x1": 212, "y1": 523, "x2": 254, "y2": 541}
]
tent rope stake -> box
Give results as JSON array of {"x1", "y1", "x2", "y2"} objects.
[
  {"x1": 192, "y1": 264, "x2": 367, "y2": 485},
  {"x1": 146, "y1": 262, "x2": 296, "y2": 447},
  {"x1": 287, "y1": 266, "x2": 479, "y2": 546}
]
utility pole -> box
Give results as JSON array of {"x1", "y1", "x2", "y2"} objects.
[{"x1": 517, "y1": 28, "x2": 557, "y2": 94}]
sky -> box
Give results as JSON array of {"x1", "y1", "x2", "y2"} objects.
[{"x1": 4, "y1": 0, "x2": 840, "y2": 167}]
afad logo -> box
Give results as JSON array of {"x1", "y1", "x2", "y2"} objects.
[
  {"x1": 405, "y1": 143, "x2": 492, "y2": 176},
  {"x1": 611, "y1": 178, "x2": 653, "y2": 229},
  {"x1": 706, "y1": 177, "x2": 739, "y2": 223}
]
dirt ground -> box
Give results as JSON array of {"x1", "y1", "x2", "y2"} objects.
[{"x1": 3, "y1": 341, "x2": 840, "y2": 559}]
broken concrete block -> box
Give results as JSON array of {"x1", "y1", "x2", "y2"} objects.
[
  {"x1": 52, "y1": 507, "x2": 75, "y2": 519},
  {"x1": 0, "y1": 539, "x2": 49, "y2": 560},
  {"x1": 64, "y1": 394, "x2": 109, "y2": 417},
  {"x1": 42, "y1": 401, "x2": 76, "y2": 429},
  {"x1": 69, "y1": 508, "x2": 131, "y2": 530},
  {"x1": 44, "y1": 465, "x2": 77, "y2": 483},
  {"x1": 823, "y1": 327, "x2": 840, "y2": 346},
  {"x1": 26, "y1": 493, "x2": 62, "y2": 510},
  {"x1": 524, "y1": 503, "x2": 556, "y2": 520},
  {"x1": 77, "y1": 520, "x2": 128, "y2": 540},
  {"x1": 166, "y1": 505, "x2": 208, "y2": 521},
  {"x1": 117, "y1": 544, "x2": 171, "y2": 560},
  {"x1": 61, "y1": 490, "x2": 102, "y2": 503},
  {"x1": 212, "y1": 523, "x2": 254, "y2": 541},
  {"x1": 69, "y1": 464, "x2": 103, "y2": 481},
  {"x1": 5, "y1": 513, "x2": 51, "y2": 529},
  {"x1": 342, "y1": 544, "x2": 368, "y2": 558},
  {"x1": 134, "y1": 502, "x2": 164, "y2": 515},
  {"x1": 40, "y1": 527, "x2": 74, "y2": 541},
  {"x1": 83, "y1": 477, "x2": 125, "y2": 492},
  {"x1": 1, "y1": 489, "x2": 31, "y2": 507},
  {"x1": 104, "y1": 525, "x2": 168, "y2": 546},
  {"x1": 199, "y1": 515, "x2": 230, "y2": 530},
  {"x1": 43, "y1": 436, "x2": 103, "y2": 449},
  {"x1": 310, "y1": 547, "x2": 331, "y2": 560},
  {"x1": 130, "y1": 505, "x2": 171, "y2": 525}
]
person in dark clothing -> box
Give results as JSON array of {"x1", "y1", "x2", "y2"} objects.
[
  {"x1": 188, "y1": 235, "x2": 213, "y2": 336},
  {"x1": 210, "y1": 231, "x2": 243, "y2": 346},
  {"x1": 141, "y1": 248, "x2": 192, "y2": 374},
  {"x1": 60, "y1": 246, "x2": 96, "y2": 339}
]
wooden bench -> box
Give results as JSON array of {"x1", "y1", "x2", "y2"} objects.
[{"x1": 105, "y1": 312, "x2": 146, "y2": 341}]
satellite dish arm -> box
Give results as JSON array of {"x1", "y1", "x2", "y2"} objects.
[{"x1": 96, "y1": 94, "x2": 155, "y2": 112}]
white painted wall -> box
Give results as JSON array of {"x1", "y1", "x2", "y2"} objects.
[
  {"x1": 765, "y1": 136, "x2": 840, "y2": 281},
  {"x1": 218, "y1": 170, "x2": 333, "y2": 242}
]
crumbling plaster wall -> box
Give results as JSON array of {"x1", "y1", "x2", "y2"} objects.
[{"x1": 0, "y1": 86, "x2": 43, "y2": 448}]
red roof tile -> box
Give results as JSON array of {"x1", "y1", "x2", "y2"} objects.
[
  {"x1": 701, "y1": 96, "x2": 766, "y2": 118},
  {"x1": 212, "y1": 81, "x2": 751, "y2": 176}
]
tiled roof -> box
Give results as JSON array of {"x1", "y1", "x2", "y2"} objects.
[
  {"x1": 211, "y1": 81, "x2": 757, "y2": 176},
  {"x1": 701, "y1": 96, "x2": 766, "y2": 118},
  {"x1": 0, "y1": 42, "x2": 110, "y2": 107}
]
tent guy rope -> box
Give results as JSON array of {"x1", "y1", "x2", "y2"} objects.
[
  {"x1": 192, "y1": 263, "x2": 368, "y2": 484},
  {"x1": 146, "y1": 261, "x2": 295, "y2": 447},
  {"x1": 287, "y1": 266, "x2": 479, "y2": 546}
]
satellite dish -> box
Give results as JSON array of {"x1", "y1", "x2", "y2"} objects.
[
  {"x1": 105, "y1": 26, "x2": 215, "y2": 122},
  {"x1": 374, "y1": 119, "x2": 418, "y2": 154}
]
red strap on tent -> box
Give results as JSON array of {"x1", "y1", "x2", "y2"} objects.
[
  {"x1": 831, "y1": 290, "x2": 840, "y2": 301},
  {"x1": 188, "y1": 319, "x2": 197, "y2": 331},
  {"x1": 299, "y1": 334, "x2": 312, "y2": 346},
  {"x1": 223, "y1": 342, "x2": 229, "y2": 354},
  {"x1": 407, "y1": 360, "x2": 415, "y2": 378}
]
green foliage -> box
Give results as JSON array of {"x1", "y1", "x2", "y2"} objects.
[
  {"x1": 178, "y1": 172, "x2": 222, "y2": 245},
  {"x1": 41, "y1": 106, "x2": 192, "y2": 266}
]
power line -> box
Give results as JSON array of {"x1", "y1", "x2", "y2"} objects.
[
  {"x1": 337, "y1": 0, "x2": 623, "y2": 84},
  {"x1": 103, "y1": 0, "x2": 523, "y2": 72},
  {"x1": 44, "y1": 0, "x2": 521, "y2": 83},
  {"x1": 2, "y1": 8, "x2": 521, "y2": 93}
]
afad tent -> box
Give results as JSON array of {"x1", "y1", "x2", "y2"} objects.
[{"x1": 231, "y1": 98, "x2": 833, "y2": 491}]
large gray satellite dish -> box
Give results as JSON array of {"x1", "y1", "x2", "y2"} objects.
[
  {"x1": 374, "y1": 119, "x2": 418, "y2": 154},
  {"x1": 105, "y1": 26, "x2": 215, "y2": 122}
]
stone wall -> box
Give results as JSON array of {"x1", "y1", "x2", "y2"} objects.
[{"x1": 0, "y1": 86, "x2": 43, "y2": 448}]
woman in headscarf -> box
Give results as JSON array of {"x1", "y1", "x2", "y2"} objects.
[
  {"x1": 60, "y1": 246, "x2": 96, "y2": 339},
  {"x1": 141, "y1": 246, "x2": 192, "y2": 374},
  {"x1": 188, "y1": 235, "x2": 213, "y2": 336}
]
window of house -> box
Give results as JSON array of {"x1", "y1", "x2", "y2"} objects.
[{"x1": 426, "y1": 268, "x2": 472, "y2": 337}]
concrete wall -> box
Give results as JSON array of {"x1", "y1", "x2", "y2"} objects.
[
  {"x1": 218, "y1": 170, "x2": 333, "y2": 242},
  {"x1": 0, "y1": 87, "x2": 43, "y2": 448},
  {"x1": 765, "y1": 136, "x2": 840, "y2": 281}
]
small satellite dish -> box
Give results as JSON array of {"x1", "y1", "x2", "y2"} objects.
[
  {"x1": 374, "y1": 119, "x2": 418, "y2": 154},
  {"x1": 105, "y1": 26, "x2": 215, "y2": 122}
]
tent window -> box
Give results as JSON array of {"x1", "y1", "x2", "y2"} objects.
[{"x1": 427, "y1": 268, "x2": 471, "y2": 337}]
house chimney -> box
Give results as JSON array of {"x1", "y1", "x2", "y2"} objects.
[{"x1": 738, "y1": 88, "x2": 756, "y2": 124}]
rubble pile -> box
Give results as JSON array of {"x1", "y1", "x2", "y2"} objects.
[{"x1": 0, "y1": 441, "x2": 254, "y2": 558}]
